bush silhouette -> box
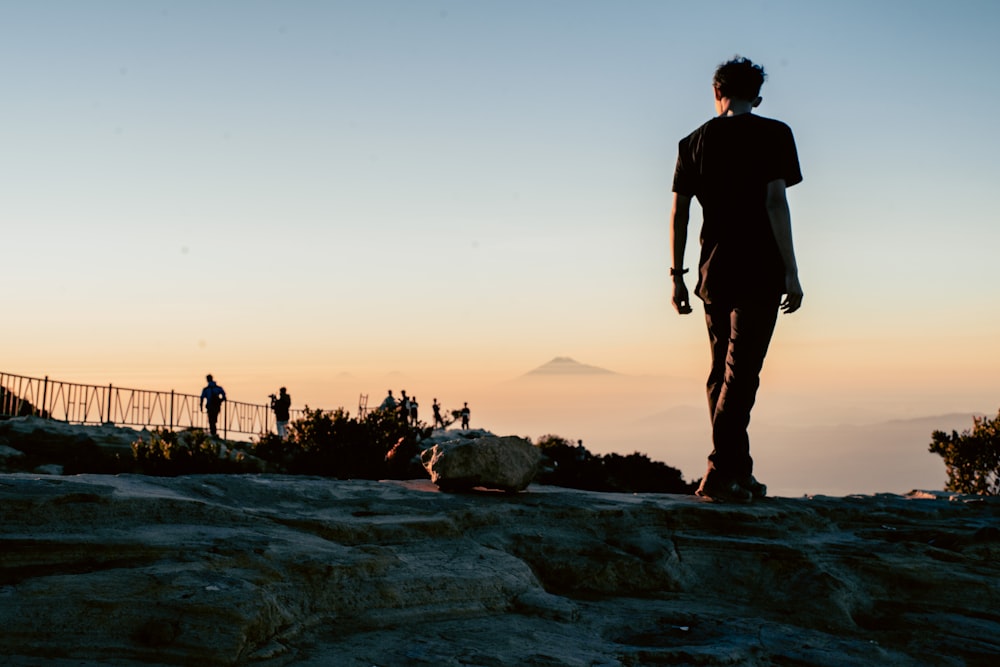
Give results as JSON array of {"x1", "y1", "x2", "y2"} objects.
[
  {"x1": 536, "y1": 434, "x2": 695, "y2": 494},
  {"x1": 930, "y1": 410, "x2": 1000, "y2": 495},
  {"x1": 253, "y1": 406, "x2": 424, "y2": 479},
  {"x1": 132, "y1": 429, "x2": 257, "y2": 476}
]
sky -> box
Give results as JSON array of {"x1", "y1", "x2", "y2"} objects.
[{"x1": 4, "y1": 1, "x2": 1000, "y2": 490}]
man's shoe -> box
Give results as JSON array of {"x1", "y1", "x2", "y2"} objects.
[
  {"x1": 740, "y1": 475, "x2": 767, "y2": 499},
  {"x1": 696, "y1": 478, "x2": 753, "y2": 503}
]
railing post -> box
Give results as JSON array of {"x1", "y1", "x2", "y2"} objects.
[
  {"x1": 223, "y1": 400, "x2": 228, "y2": 440},
  {"x1": 170, "y1": 390, "x2": 175, "y2": 431},
  {"x1": 41, "y1": 376, "x2": 49, "y2": 420},
  {"x1": 107, "y1": 383, "x2": 113, "y2": 424}
]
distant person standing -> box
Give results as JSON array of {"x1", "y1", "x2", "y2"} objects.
[
  {"x1": 399, "y1": 390, "x2": 410, "y2": 422},
  {"x1": 380, "y1": 390, "x2": 397, "y2": 411},
  {"x1": 432, "y1": 398, "x2": 445, "y2": 429},
  {"x1": 460, "y1": 402, "x2": 470, "y2": 429},
  {"x1": 670, "y1": 56, "x2": 803, "y2": 502},
  {"x1": 409, "y1": 396, "x2": 419, "y2": 426},
  {"x1": 270, "y1": 387, "x2": 291, "y2": 438},
  {"x1": 199, "y1": 374, "x2": 227, "y2": 438}
]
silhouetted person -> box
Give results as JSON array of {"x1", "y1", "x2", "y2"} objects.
[
  {"x1": 409, "y1": 396, "x2": 418, "y2": 425},
  {"x1": 432, "y1": 398, "x2": 445, "y2": 429},
  {"x1": 670, "y1": 56, "x2": 803, "y2": 502},
  {"x1": 270, "y1": 387, "x2": 291, "y2": 438},
  {"x1": 380, "y1": 390, "x2": 396, "y2": 411},
  {"x1": 399, "y1": 390, "x2": 409, "y2": 422},
  {"x1": 460, "y1": 402, "x2": 470, "y2": 429},
  {"x1": 199, "y1": 374, "x2": 227, "y2": 438}
]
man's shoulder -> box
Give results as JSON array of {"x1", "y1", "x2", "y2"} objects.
[
  {"x1": 686, "y1": 114, "x2": 792, "y2": 130},
  {"x1": 748, "y1": 114, "x2": 795, "y2": 134},
  {"x1": 679, "y1": 118, "x2": 715, "y2": 144}
]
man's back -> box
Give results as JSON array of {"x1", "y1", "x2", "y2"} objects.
[
  {"x1": 674, "y1": 113, "x2": 801, "y2": 304},
  {"x1": 202, "y1": 382, "x2": 225, "y2": 410}
]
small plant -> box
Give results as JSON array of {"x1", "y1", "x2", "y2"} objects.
[
  {"x1": 252, "y1": 432, "x2": 297, "y2": 470},
  {"x1": 132, "y1": 428, "x2": 254, "y2": 476},
  {"x1": 930, "y1": 410, "x2": 1000, "y2": 496}
]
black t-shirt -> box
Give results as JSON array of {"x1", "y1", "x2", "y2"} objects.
[
  {"x1": 273, "y1": 394, "x2": 291, "y2": 421},
  {"x1": 672, "y1": 114, "x2": 802, "y2": 304}
]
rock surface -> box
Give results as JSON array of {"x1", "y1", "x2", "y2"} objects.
[
  {"x1": 1, "y1": 471, "x2": 998, "y2": 666},
  {"x1": 421, "y1": 435, "x2": 541, "y2": 491},
  {"x1": 0, "y1": 416, "x2": 146, "y2": 473}
]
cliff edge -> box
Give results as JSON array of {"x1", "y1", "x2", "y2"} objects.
[{"x1": 1, "y1": 471, "x2": 998, "y2": 666}]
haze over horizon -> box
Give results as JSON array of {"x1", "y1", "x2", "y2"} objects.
[
  {"x1": 5, "y1": 1, "x2": 999, "y2": 494},
  {"x1": 3, "y1": 355, "x2": 984, "y2": 497}
]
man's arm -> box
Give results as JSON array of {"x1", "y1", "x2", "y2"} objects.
[
  {"x1": 670, "y1": 192, "x2": 693, "y2": 315},
  {"x1": 765, "y1": 179, "x2": 803, "y2": 314}
]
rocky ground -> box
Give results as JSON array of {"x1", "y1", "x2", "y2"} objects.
[{"x1": 1, "y1": 417, "x2": 998, "y2": 666}]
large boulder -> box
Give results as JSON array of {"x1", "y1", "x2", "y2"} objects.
[{"x1": 421, "y1": 435, "x2": 541, "y2": 492}]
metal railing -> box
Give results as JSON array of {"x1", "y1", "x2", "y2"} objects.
[{"x1": 0, "y1": 371, "x2": 312, "y2": 439}]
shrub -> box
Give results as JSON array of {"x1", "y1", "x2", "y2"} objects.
[
  {"x1": 930, "y1": 410, "x2": 1000, "y2": 496},
  {"x1": 133, "y1": 428, "x2": 256, "y2": 476},
  {"x1": 601, "y1": 451, "x2": 692, "y2": 494},
  {"x1": 252, "y1": 432, "x2": 298, "y2": 469},
  {"x1": 253, "y1": 406, "x2": 426, "y2": 479},
  {"x1": 535, "y1": 434, "x2": 695, "y2": 494}
]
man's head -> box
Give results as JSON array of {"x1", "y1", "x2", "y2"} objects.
[
  {"x1": 713, "y1": 56, "x2": 766, "y2": 103},
  {"x1": 279, "y1": 387, "x2": 286, "y2": 395},
  {"x1": 206, "y1": 374, "x2": 214, "y2": 383}
]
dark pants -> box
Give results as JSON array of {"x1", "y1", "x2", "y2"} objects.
[
  {"x1": 207, "y1": 407, "x2": 220, "y2": 437},
  {"x1": 703, "y1": 296, "x2": 780, "y2": 482}
]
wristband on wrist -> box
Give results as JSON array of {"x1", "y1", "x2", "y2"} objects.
[{"x1": 670, "y1": 267, "x2": 689, "y2": 277}]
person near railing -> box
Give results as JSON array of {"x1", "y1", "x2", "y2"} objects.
[
  {"x1": 270, "y1": 387, "x2": 291, "y2": 438},
  {"x1": 199, "y1": 374, "x2": 227, "y2": 437}
]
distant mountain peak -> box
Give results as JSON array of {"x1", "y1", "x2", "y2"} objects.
[{"x1": 524, "y1": 357, "x2": 616, "y2": 376}]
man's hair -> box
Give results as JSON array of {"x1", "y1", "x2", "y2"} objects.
[{"x1": 713, "y1": 56, "x2": 766, "y2": 101}]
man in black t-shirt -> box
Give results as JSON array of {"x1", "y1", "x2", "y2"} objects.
[{"x1": 670, "y1": 57, "x2": 803, "y2": 502}]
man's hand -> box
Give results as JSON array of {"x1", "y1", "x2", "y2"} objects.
[
  {"x1": 672, "y1": 279, "x2": 693, "y2": 315},
  {"x1": 781, "y1": 273, "x2": 803, "y2": 314}
]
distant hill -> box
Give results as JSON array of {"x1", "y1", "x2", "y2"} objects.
[{"x1": 523, "y1": 357, "x2": 617, "y2": 377}]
